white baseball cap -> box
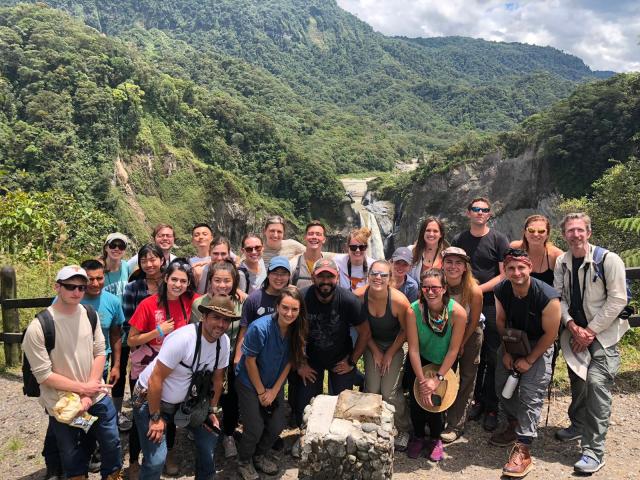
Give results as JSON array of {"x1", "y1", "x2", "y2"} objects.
[{"x1": 55, "y1": 265, "x2": 88, "y2": 282}]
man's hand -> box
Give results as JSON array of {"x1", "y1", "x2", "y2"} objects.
[
  {"x1": 109, "y1": 366, "x2": 120, "y2": 386},
  {"x1": 79, "y1": 395, "x2": 93, "y2": 413},
  {"x1": 502, "y1": 351, "x2": 514, "y2": 371},
  {"x1": 203, "y1": 413, "x2": 220, "y2": 434},
  {"x1": 147, "y1": 416, "x2": 166, "y2": 443},
  {"x1": 332, "y1": 356, "x2": 354, "y2": 375},
  {"x1": 297, "y1": 364, "x2": 317, "y2": 386},
  {"x1": 514, "y1": 357, "x2": 531, "y2": 374},
  {"x1": 81, "y1": 380, "x2": 111, "y2": 398},
  {"x1": 259, "y1": 388, "x2": 277, "y2": 407}
]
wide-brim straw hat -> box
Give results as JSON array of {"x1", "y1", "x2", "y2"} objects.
[{"x1": 413, "y1": 364, "x2": 459, "y2": 413}]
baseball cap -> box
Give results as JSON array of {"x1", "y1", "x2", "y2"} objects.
[
  {"x1": 391, "y1": 247, "x2": 413, "y2": 264},
  {"x1": 313, "y1": 258, "x2": 338, "y2": 276},
  {"x1": 197, "y1": 294, "x2": 241, "y2": 319},
  {"x1": 268, "y1": 256, "x2": 291, "y2": 273},
  {"x1": 105, "y1": 232, "x2": 129, "y2": 245},
  {"x1": 441, "y1": 246, "x2": 470, "y2": 262},
  {"x1": 55, "y1": 265, "x2": 88, "y2": 282}
]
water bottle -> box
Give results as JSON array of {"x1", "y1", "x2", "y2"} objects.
[{"x1": 502, "y1": 370, "x2": 520, "y2": 399}]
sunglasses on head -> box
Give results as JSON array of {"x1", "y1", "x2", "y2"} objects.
[
  {"x1": 526, "y1": 227, "x2": 547, "y2": 235},
  {"x1": 348, "y1": 244, "x2": 368, "y2": 252},
  {"x1": 108, "y1": 241, "x2": 126, "y2": 250},
  {"x1": 58, "y1": 282, "x2": 87, "y2": 292},
  {"x1": 369, "y1": 271, "x2": 389, "y2": 278},
  {"x1": 470, "y1": 206, "x2": 491, "y2": 213},
  {"x1": 244, "y1": 245, "x2": 263, "y2": 253}
]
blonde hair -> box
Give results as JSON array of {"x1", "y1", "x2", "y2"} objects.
[{"x1": 348, "y1": 227, "x2": 372, "y2": 245}]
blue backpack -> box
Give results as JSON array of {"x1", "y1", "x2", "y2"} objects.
[{"x1": 592, "y1": 246, "x2": 634, "y2": 319}]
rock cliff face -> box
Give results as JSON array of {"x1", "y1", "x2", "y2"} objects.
[{"x1": 391, "y1": 146, "x2": 562, "y2": 248}]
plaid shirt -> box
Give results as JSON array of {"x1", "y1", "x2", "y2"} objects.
[{"x1": 121, "y1": 278, "x2": 151, "y2": 331}]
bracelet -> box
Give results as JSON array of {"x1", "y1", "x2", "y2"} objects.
[
  {"x1": 156, "y1": 325, "x2": 164, "y2": 338},
  {"x1": 258, "y1": 390, "x2": 266, "y2": 396}
]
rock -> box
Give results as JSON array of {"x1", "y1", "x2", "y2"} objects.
[
  {"x1": 334, "y1": 391, "x2": 383, "y2": 425},
  {"x1": 362, "y1": 423, "x2": 378, "y2": 433},
  {"x1": 348, "y1": 455, "x2": 357, "y2": 464}
]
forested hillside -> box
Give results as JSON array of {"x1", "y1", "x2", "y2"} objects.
[{"x1": 3, "y1": 0, "x2": 609, "y2": 164}]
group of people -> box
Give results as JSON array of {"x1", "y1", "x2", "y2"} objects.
[{"x1": 21, "y1": 199, "x2": 630, "y2": 479}]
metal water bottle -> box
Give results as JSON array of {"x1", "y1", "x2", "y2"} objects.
[{"x1": 502, "y1": 370, "x2": 520, "y2": 399}]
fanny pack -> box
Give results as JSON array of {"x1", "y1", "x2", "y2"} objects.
[
  {"x1": 174, "y1": 323, "x2": 221, "y2": 428},
  {"x1": 502, "y1": 328, "x2": 531, "y2": 358}
]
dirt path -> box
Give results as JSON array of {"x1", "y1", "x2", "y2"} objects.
[{"x1": 2, "y1": 372, "x2": 639, "y2": 479}]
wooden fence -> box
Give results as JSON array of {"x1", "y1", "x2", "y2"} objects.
[{"x1": 1, "y1": 265, "x2": 640, "y2": 367}]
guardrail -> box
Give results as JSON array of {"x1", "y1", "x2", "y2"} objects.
[{"x1": 2, "y1": 265, "x2": 639, "y2": 367}]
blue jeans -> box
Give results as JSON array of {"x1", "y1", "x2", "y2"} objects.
[
  {"x1": 50, "y1": 396, "x2": 122, "y2": 477},
  {"x1": 133, "y1": 402, "x2": 219, "y2": 480}
]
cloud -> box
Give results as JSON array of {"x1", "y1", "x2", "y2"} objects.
[{"x1": 336, "y1": 0, "x2": 640, "y2": 72}]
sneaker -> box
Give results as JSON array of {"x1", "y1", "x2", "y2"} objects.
[
  {"x1": 45, "y1": 466, "x2": 63, "y2": 480},
  {"x1": 555, "y1": 424, "x2": 581, "y2": 442},
  {"x1": 222, "y1": 435, "x2": 238, "y2": 458},
  {"x1": 394, "y1": 431, "x2": 410, "y2": 451},
  {"x1": 291, "y1": 438, "x2": 302, "y2": 459},
  {"x1": 440, "y1": 429, "x2": 462, "y2": 444},
  {"x1": 503, "y1": 441, "x2": 533, "y2": 477},
  {"x1": 237, "y1": 460, "x2": 260, "y2": 480},
  {"x1": 468, "y1": 401, "x2": 483, "y2": 421},
  {"x1": 128, "y1": 461, "x2": 140, "y2": 480},
  {"x1": 489, "y1": 419, "x2": 518, "y2": 447},
  {"x1": 406, "y1": 436, "x2": 425, "y2": 459},
  {"x1": 164, "y1": 448, "x2": 179, "y2": 476},
  {"x1": 254, "y1": 454, "x2": 279, "y2": 475},
  {"x1": 483, "y1": 411, "x2": 498, "y2": 432},
  {"x1": 88, "y1": 450, "x2": 101, "y2": 473},
  {"x1": 118, "y1": 412, "x2": 132, "y2": 432},
  {"x1": 428, "y1": 439, "x2": 444, "y2": 462},
  {"x1": 574, "y1": 455, "x2": 605, "y2": 474}
]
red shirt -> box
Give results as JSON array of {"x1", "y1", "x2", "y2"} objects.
[{"x1": 129, "y1": 293, "x2": 198, "y2": 346}]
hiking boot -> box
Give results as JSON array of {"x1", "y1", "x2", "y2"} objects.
[
  {"x1": 490, "y1": 419, "x2": 518, "y2": 446},
  {"x1": 468, "y1": 401, "x2": 483, "y2": 421},
  {"x1": 574, "y1": 455, "x2": 606, "y2": 474},
  {"x1": 394, "y1": 431, "x2": 410, "y2": 451},
  {"x1": 118, "y1": 412, "x2": 133, "y2": 432},
  {"x1": 164, "y1": 448, "x2": 179, "y2": 476},
  {"x1": 440, "y1": 429, "x2": 462, "y2": 444},
  {"x1": 254, "y1": 454, "x2": 279, "y2": 475},
  {"x1": 483, "y1": 411, "x2": 498, "y2": 432},
  {"x1": 237, "y1": 460, "x2": 260, "y2": 480},
  {"x1": 502, "y1": 442, "x2": 533, "y2": 477},
  {"x1": 128, "y1": 461, "x2": 140, "y2": 480},
  {"x1": 222, "y1": 435, "x2": 237, "y2": 458},
  {"x1": 555, "y1": 424, "x2": 581, "y2": 442},
  {"x1": 406, "y1": 436, "x2": 425, "y2": 459},
  {"x1": 88, "y1": 450, "x2": 101, "y2": 473},
  {"x1": 427, "y1": 439, "x2": 444, "y2": 462}
]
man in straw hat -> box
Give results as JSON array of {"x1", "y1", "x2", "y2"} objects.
[
  {"x1": 553, "y1": 212, "x2": 629, "y2": 474},
  {"x1": 131, "y1": 295, "x2": 237, "y2": 479},
  {"x1": 492, "y1": 249, "x2": 561, "y2": 477}
]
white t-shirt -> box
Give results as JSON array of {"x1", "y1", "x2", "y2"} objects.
[
  {"x1": 334, "y1": 253, "x2": 375, "y2": 291},
  {"x1": 137, "y1": 323, "x2": 230, "y2": 404}
]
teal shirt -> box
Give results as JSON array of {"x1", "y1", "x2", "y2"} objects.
[
  {"x1": 412, "y1": 299, "x2": 454, "y2": 365},
  {"x1": 81, "y1": 290, "x2": 125, "y2": 357},
  {"x1": 103, "y1": 259, "x2": 131, "y2": 299}
]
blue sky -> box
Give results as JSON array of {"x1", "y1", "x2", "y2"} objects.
[{"x1": 336, "y1": 0, "x2": 640, "y2": 72}]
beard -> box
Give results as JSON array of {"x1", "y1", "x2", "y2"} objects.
[{"x1": 316, "y1": 282, "x2": 336, "y2": 299}]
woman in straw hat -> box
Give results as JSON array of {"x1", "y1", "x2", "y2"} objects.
[{"x1": 404, "y1": 268, "x2": 466, "y2": 461}]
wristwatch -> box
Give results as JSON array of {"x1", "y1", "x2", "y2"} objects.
[
  {"x1": 435, "y1": 373, "x2": 445, "y2": 382},
  {"x1": 348, "y1": 357, "x2": 356, "y2": 367},
  {"x1": 209, "y1": 406, "x2": 222, "y2": 415},
  {"x1": 150, "y1": 412, "x2": 162, "y2": 423}
]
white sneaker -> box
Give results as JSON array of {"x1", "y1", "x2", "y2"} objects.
[
  {"x1": 222, "y1": 435, "x2": 237, "y2": 458},
  {"x1": 118, "y1": 412, "x2": 132, "y2": 432}
]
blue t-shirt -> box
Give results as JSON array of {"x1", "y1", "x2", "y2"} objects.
[
  {"x1": 240, "y1": 289, "x2": 279, "y2": 327},
  {"x1": 398, "y1": 275, "x2": 419, "y2": 303},
  {"x1": 103, "y1": 259, "x2": 131, "y2": 299},
  {"x1": 236, "y1": 314, "x2": 290, "y2": 392},
  {"x1": 81, "y1": 290, "x2": 125, "y2": 356}
]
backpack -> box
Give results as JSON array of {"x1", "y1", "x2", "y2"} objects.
[
  {"x1": 592, "y1": 246, "x2": 635, "y2": 319},
  {"x1": 238, "y1": 266, "x2": 251, "y2": 294},
  {"x1": 22, "y1": 305, "x2": 98, "y2": 397}
]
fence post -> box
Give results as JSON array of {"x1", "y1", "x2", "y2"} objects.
[{"x1": 1, "y1": 266, "x2": 20, "y2": 367}]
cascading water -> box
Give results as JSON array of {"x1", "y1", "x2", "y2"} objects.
[{"x1": 341, "y1": 178, "x2": 387, "y2": 260}]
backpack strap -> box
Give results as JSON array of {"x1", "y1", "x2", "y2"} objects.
[
  {"x1": 83, "y1": 304, "x2": 98, "y2": 334},
  {"x1": 180, "y1": 323, "x2": 202, "y2": 370},
  {"x1": 35, "y1": 309, "x2": 55, "y2": 353},
  {"x1": 292, "y1": 255, "x2": 303, "y2": 286}
]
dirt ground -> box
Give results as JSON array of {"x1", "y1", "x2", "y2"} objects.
[{"x1": 1, "y1": 371, "x2": 639, "y2": 480}]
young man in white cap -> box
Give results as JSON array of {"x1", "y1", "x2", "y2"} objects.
[{"x1": 22, "y1": 265, "x2": 122, "y2": 480}]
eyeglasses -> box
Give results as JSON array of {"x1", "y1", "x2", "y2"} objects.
[
  {"x1": 470, "y1": 206, "x2": 491, "y2": 213},
  {"x1": 526, "y1": 227, "x2": 547, "y2": 235},
  {"x1": 348, "y1": 244, "x2": 368, "y2": 252},
  {"x1": 108, "y1": 241, "x2": 126, "y2": 250},
  {"x1": 369, "y1": 271, "x2": 390, "y2": 278},
  {"x1": 421, "y1": 285, "x2": 443, "y2": 293},
  {"x1": 243, "y1": 245, "x2": 263, "y2": 253},
  {"x1": 155, "y1": 233, "x2": 174, "y2": 239},
  {"x1": 58, "y1": 282, "x2": 88, "y2": 292}
]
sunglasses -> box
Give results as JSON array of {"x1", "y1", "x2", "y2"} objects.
[
  {"x1": 421, "y1": 285, "x2": 443, "y2": 293},
  {"x1": 243, "y1": 245, "x2": 263, "y2": 253},
  {"x1": 526, "y1": 227, "x2": 547, "y2": 235},
  {"x1": 369, "y1": 271, "x2": 390, "y2": 278},
  {"x1": 470, "y1": 206, "x2": 491, "y2": 213},
  {"x1": 58, "y1": 282, "x2": 88, "y2": 292},
  {"x1": 348, "y1": 244, "x2": 368, "y2": 252},
  {"x1": 108, "y1": 241, "x2": 126, "y2": 250}
]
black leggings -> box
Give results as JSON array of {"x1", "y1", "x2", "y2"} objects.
[
  {"x1": 220, "y1": 367, "x2": 240, "y2": 436},
  {"x1": 112, "y1": 345, "x2": 130, "y2": 399}
]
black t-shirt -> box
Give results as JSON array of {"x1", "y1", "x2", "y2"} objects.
[
  {"x1": 240, "y1": 289, "x2": 278, "y2": 327},
  {"x1": 570, "y1": 256, "x2": 588, "y2": 327},
  {"x1": 301, "y1": 285, "x2": 365, "y2": 369},
  {"x1": 452, "y1": 229, "x2": 510, "y2": 305},
  {"x1": 494, "y1": 277, "x2": 560, "y2": 343}
]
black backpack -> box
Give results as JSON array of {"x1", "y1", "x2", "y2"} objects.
[{"x1": 22, "y1": 305, "x2": 98, "y2": 397}]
